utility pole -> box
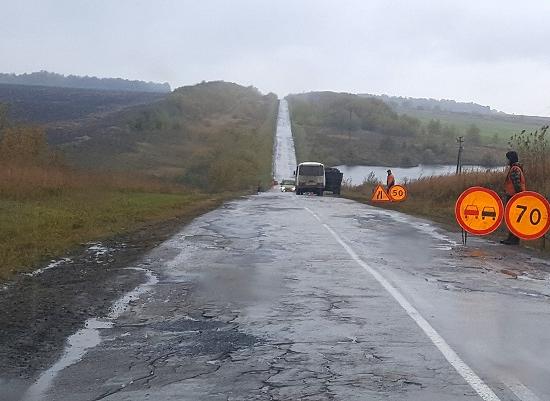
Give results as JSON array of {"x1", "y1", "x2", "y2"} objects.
[
  {"x1": 346, "y1": 108, "x2": 353, "y2": 160},
  {"x1": 456, "y1": 136, "x2": 464, "y2": 175},
  {"x1": 457, "y1": 135, "x2": 466, "y2": 245},
  {"x1": 348, "y1": 108, "x2": 352, "y2": 141}
]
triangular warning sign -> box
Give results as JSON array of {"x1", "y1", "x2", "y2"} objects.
[{"x1": 371, "y1": 184, "x2": 391, "y2": 202}]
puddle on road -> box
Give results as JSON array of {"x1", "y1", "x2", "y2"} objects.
[
  {"x1": 110, "y1": 267, "x2": 159, "y2": 317},
  {"x1": 22, "y1": 267, "x2": 158, "y2": 401},
  {"x1": 22, "y1": 318, "x2": 113, "y2": 401},
  {"x1": 87, "y1": 243, "x2": 111, "y2": 256},
  {"x1": 414, "y1": 222, "x2": 459, "y2": 248},
  {"x1": 24, "y1": 258, "x2": 72, "y2": 277},
  {"x1": 356, "y1": 209, "x2": 460, "y2": 250},
  {"x1": 22, "y1": 242, "x2": 121, "y2": 278}
]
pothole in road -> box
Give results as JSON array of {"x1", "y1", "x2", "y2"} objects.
[{"x1": 151, "y1": 317, "x2": 260, "y2": 357}]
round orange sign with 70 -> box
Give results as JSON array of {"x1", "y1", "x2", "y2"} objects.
[{"x1": 505, "y1": 191, "x2": 550, "y2": 240}]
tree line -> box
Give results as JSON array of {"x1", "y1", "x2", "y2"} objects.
[
  {"x1": 287, "y1": 92, "x2": 500, "y2": 167},
  {"x1": 0, "y1": 71, "x2": 171, "y2": 93},
  {"x1": 360, "y1": 93, "x2": 496, "y2": 115}
]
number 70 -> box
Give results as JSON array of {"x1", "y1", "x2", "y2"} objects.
[{"x1": 515, "y1": 205, "x2": 541, "y2": 225}]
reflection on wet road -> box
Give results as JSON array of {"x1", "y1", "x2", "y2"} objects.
[{"x1": 19, "y1": 100, "x2": 550, "y2": 400}]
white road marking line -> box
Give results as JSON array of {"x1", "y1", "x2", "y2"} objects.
[
  {"x1": 304, "y1": 206, "x2": 502, "y2": 401},
  {"x1": 501, "y1": 375, "x2": 543, "y2": 401}
]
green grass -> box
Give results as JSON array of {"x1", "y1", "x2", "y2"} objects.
[
  {"x1": 287, "y1": 92, "x2": 512, "y2": 167},
  {"x1": 0, "y1": 189, "x2": 219, "y2": 280},
  {"x1": 0, "y1": 82, "x2": 280, "y2": 280},
  {"x1": 398, "y1": 107, "x2": 548, "y2": 143},
  {"x1": 64, "y1": 81, "x2": 279, "y2": 191},
  {"x1": 287, "y1": 92, "x2": 550, "y2": 167}
]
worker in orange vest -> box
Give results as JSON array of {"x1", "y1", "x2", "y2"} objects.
[
  {"x1": 386, "y1": 169, "x2": 395, "y2": 190},
  {"x1": 501, "y1": 150, "x2": 526, "y2": 245}
]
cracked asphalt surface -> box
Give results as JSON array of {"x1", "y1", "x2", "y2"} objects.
[
  {"x1": 23, "y1": 192, "x2": 550, "y2": 401},
  {"x1": 3, "y1": 99, "x2": 550, "y2": 400}
]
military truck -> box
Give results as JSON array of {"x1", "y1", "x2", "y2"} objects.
[{"x1": 324, "y1": 167, "x2": 343, "y2": 195}]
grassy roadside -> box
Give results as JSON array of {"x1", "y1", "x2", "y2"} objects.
[
  {"x1": 0, "y1": 82, "x2": 279, "y2": 281},
  {"x1": 343, "y1": 170, "x2": 502, "y2": 226},
  {"x1": 0, "y1": 163, "x2": 246, "y2": 281},
  {"x1": 342, "y1": 127, "x2": 550, "y2": 251},
  {"x1": 342, "y1": 169, "x2": 550, "y2": 251},
  {"x1": 0, "y1": 181, "x2": 233, "y2": 280}
]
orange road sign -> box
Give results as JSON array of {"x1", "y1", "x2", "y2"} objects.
[
  {"x1": 455, "y1": 186, "x2": 503, "y2": 235},
  {"x1": 371, "y1": 184, "x2": 391, "y2": 202},
  {"x1": 388, "y1": 185, "x2": 407, "y2": 202},
  {"x1": 504, "y1": 191, "x2": 550, "y2": 240}
]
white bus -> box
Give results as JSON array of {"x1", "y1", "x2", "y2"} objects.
[{"x1": 295, "y1": 162, "x2": 325, "y2": 196}]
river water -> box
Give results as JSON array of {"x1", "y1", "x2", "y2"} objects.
[{"x1": 336, "y1": 164, "x2": 503, "y2": 185}]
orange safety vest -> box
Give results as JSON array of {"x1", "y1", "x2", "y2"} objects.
[
  {"x1": 504, "y1": 164, "x2": 526, "y2": 196},
  {"x1": 387, "y1": 174, "x2": 395, "y2": 188}
]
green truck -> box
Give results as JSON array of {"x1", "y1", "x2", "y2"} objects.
[{"x1": 324, "y1": 167, "x2": 343, "y2": 195}]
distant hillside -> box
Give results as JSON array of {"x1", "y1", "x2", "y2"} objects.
[
  {"x1": 391, "y1": 106, "x2": 549, "y2": 145},
  {"x1": 287, "y1": 91, "x2": 509, "y2": 167},
  {"x1": 0, "y1": 71, "x2": 170, "y2": 93},
  {"x1": 360, "y1": 93, "x2": 550, "y2": 144},
  {"x1": 0, "y1": 83, "x2": 166, "y2": 126},
  {"x1": 360, "y1": 93, "x2": 497, "y2": 115},
  {"x1": 61, "y1": 81, "x2": 278, "y2": 191}
]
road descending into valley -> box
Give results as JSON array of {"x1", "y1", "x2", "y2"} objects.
[{"x1": 7, "y1": 100, "x2": 550, "y2": 401}]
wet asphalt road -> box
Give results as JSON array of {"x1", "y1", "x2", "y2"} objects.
[
  {"x1": 8, "y1": 99, "x2": 550, "y2": 400},
  {"x1": 25, "y1": 191, "x2": 550, "y2": 401},
  {"x1": 273, "y1": 99, "x2": 297, "y2": 183}
]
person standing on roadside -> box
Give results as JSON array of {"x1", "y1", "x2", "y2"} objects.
[
  {"x1": 386, "y1": 169, "x2": 395, "y2": 191},
  {"x1": 501, "y1": 150, "x2": 526, "y2": 245}
]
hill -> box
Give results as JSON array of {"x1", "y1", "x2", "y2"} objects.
[
  {"x1": 287, "y1": 91, "x2": 512, "y2": 167},
  {"x1": 0, "y1": 83, "x2": 166, "y2": 127},
  {"x1": 0, "y1": 81, "x2": 278, "y2": 277},
  {"x1": 360, "y1": 94, "x2": 498, "y2": 115},
  {"x1": 61, "y1": 81, "x2": 278, "y2": 191},
  {"x1": 0, "y1": 71, "x2": 170, "y2": 93},
  {"x1": 386, "y1": 107, "x2": 549, "y2": 145},
  {"x1": 361, "y1": 93, "x2": 550, "y2": 144}
]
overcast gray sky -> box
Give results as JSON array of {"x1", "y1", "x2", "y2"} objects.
[{"x1": 1, "y1": 0, "x2": 549, "y2": 116}]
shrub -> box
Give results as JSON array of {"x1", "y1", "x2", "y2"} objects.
[{"x1": 509, "y1": 126, "x2": 550, "y2": 196}]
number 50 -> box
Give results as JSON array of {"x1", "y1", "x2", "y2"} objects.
[{"x1": 391, "y1": 188, "x2": 404, "y2": 197}]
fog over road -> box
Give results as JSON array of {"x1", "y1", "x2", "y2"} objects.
[{"x1": 11, "y1": 100, "x2": 550, "y2": 400}]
